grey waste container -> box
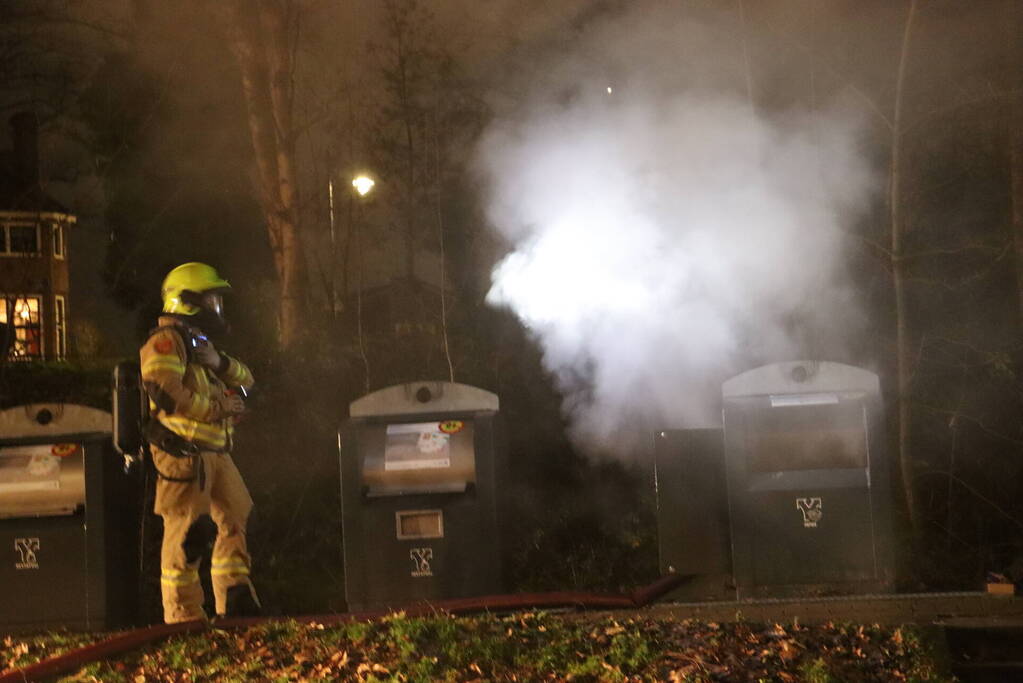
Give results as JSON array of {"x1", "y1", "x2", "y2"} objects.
[
  {"x1": 722, "y1": 361, "x2": 895, "y2": 598},
  {"x1": 654, "y1": 428, "x2": 734, "y2": 601},
  {"x1": 0, "y1": 403, "x2": 140, "y2": 631},
  {"x1": 339, "y1": 382, "x2": 505, "y2": 611}
]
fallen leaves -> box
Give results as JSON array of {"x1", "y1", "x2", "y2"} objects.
[
  {"x1": 0, "y1": 630, "x2": 101, "y2": 674},
  {"x1": 356, "y1": 661, "x2": 390, "y2": 676},
  {"x1": 1, "y1": 613, "x2": 952, "y2": 682}
]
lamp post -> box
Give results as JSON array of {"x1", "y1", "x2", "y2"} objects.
[
  {"x1": 328, "y1": 173, "x2": 376, "y2": 319},
  {"x1": 350, "y1": 173, "x2": 375, "y2": 392}
]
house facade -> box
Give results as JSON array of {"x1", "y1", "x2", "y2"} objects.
[{"x1": 0, "y1": 112, "x2": 76, "y2": 362}]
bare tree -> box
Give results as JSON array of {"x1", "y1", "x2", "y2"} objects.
[
  {"x1": 371, "y1": 0, "x2": 437, "y2": 282},
  {"x1": 364, "y1": 0, "x2": 485, "y2": 384},
  {"x1": 0, "y1": 1, "x2": 123, "y2": 121},
  {"x1": 221, "y1": 0, "x2": 306, "y2": 351},
  {"x1": 1010, "y1": 0, "x2": 1023, "y2": 321},
  {"x1": 890, "y1": 0, "x2": 921, "y2": 532}
]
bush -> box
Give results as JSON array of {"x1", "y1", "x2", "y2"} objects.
[{"x1": 0, "y1": 360, "x2": 114, "y2": 410}]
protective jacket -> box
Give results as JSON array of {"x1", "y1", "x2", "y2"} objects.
[
  {"x1": 140, "y1": 314, "x2": 259, "y2": 623},
  {"x1": 140, "y1": 315, "x2": 253, "y2": 452}
]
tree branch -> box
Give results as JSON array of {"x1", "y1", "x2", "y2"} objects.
[
  {"x1": 918, "y1": 468, "x2": 1023, "y2": 532},
  {"x1": 759, "y1": 13, "x2": 893, "y2": 131},
  {"x1": 915, "y1": 401, "x2": 1023, "y2": 447}
]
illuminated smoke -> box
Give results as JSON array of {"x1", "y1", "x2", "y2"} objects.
[{"x1": 476, "y1": 2, "x2": 875, "y2": 455}]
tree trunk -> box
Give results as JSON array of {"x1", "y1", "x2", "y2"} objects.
[
  {"x1": 224, "y1": 0, "x2": 305, "y2": 350},
  {"x1": 431, "y1": 108, "x2": 455, "y2": 382},
  {"x1": 399, "y1": 50, "x2": 417, "y2": 281},
  {"x1": 738, "y1": 0, "x2": 756, "y2": 118},
  {"x1": 890, "y1": 0, "x2": 919, "y2": 533},
  {"x1": 1010, "y1": 0, "x2": 1023, "y2": 321}
]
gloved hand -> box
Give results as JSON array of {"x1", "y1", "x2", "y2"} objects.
[
  {"x1": 193, "y1": 338, "x2": 222, "y2": 370},
  {"x1": 219, "y1": 393, "x2": 246, "y2": 416}
]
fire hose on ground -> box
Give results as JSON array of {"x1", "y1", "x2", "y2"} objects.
[{"x1": 0, "y1": 574, "x2": 688, "y2": 682}]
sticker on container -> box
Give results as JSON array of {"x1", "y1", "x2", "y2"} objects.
[
  {"x1": 410, "y1": 547, "x2": 434, "y2": 577},
  {"x1": 14, "y1": 537, "x2": 40, "y2": 570},
  {"x1": 51, "y1": 443, "x2": 79, "y2": 458},
  {"x1": 796, "y1": 497, "x2": 823, "y2": 528},
  {"x1": 384, "y1": 422, "x2": 451, "y2": 470},
  {"x1": 438, "y1": 420, "x2": 465, "y2": 435}
]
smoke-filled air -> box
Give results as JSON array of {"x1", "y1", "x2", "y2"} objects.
[{"x1": 477, "y1": 1, "x2": 876, "y2": 456}]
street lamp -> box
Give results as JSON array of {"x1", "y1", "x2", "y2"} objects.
[
  {"x1": 352, "y1": 174, "x2": 375, "y2": 197},
  {"x1": 327, "y1": 172, "x2": 376, "y2": 288},
  {"x1": 327, "y1": 172, "x2": 375, "y2": 322},
  {"x1": 348, "y1": 173, "x2": 376, "y2": 392}
]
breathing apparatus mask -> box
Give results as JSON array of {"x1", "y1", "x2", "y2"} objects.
[{"x1": 176, "y1": 290, "x2": 229, "y2": 336}]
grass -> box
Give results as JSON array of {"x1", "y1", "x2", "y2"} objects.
[
  {"x1": 0, "y1": 630, "x2": 106, "y2": 671},
  {"x1": 2, "y1": 613, "x2": 954, "y2": 682}
]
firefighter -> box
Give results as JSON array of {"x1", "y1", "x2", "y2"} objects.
[{"x1": 140, "y1": 262, "x2": 260, "y2": 624}]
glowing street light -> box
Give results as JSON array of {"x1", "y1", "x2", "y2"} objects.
[{"x1": 352, "y1": 174, "x2": 376, "y2": 197}]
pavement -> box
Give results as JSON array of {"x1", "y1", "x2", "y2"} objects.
[{"x1": 636, "y1": 592, "x2": 1023, "y2": 625}]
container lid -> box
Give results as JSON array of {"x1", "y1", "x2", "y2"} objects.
[
  {"x1": 350, "y1": 382, "x2": 498, "y2": 417},
  {"x1": 722, "y1": 361, "x2": 880, "y2": 399},
  {"x1": 0, "y1": 403, "x2": 111, "y2": 440}
]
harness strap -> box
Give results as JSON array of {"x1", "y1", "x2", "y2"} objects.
[
  {"x1": 153, "y1": 458, "x2": 197, "y2": 483},
  {"x1": 145, "y1": 418, "x2": 201, "y2": 457},
  {"x1": 148, "y1": 322, "x2": 197, "y2": 364},
  {"x1": 151, "y1": 454, "x2": 206, "y2": 490}
]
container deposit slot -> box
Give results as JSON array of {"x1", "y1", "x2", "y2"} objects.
[{"x1": 745, "y1": 396, "x2": 868, "y2": 473}]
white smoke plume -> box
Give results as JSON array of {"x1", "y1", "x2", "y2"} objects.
[{"x1": 476, "y1": 2, "x2": 875, "y2": 455}]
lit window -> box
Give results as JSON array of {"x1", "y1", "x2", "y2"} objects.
[
  {"x1": 54, "y1": 295, "x2": 67, "y2": 360},
  {"x1": 52, "y1": 223, "x2": 65, "y2": 259},
  {"x1": 0, "y1": 295, "x2": 43, "y2": 360}
]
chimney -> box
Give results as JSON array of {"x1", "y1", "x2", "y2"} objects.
[{"x1": 10, "y1": 111, "x2": 40, "y2": 189}]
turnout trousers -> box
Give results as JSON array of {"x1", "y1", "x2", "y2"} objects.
[{"x1": 152, "y1": 446, "x2": 257, "y2": 624}]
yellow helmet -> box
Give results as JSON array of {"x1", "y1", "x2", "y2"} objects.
[{"x1": 161, "y1": 262, "x2": 231, "y2": 315}]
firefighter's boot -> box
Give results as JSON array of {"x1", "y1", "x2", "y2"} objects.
[
  {"x1": 159, "y1": 513, "x2": 214, "y2": 624},
  {"x1": 208, "y1": 453, "x2": 259, "y2": 617}
]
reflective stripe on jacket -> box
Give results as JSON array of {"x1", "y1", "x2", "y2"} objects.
[{"x1": 140, "y1": 316, "x2": 254, "y2": 451}]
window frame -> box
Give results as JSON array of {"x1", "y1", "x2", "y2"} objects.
[
  {"x1": 54, "y1": 294, "x2": 67, "y2": 360},
  {"x1": 51, "y1": 222, "x2": 65, "y2": 260},
  {"x1": 0, "y1": 222, "x2": 42, "y2": 257}
]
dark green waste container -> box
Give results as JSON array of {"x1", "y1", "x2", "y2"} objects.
[
  {"x1": 722, "y1": 361, "x2": 895, "y2": 598},
  {"x1": 339, "y1": 382, "x2": 506, "y2": 611},
  {"x1": 0, "y1": 403, "x2": 140, "y2": 631}
]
